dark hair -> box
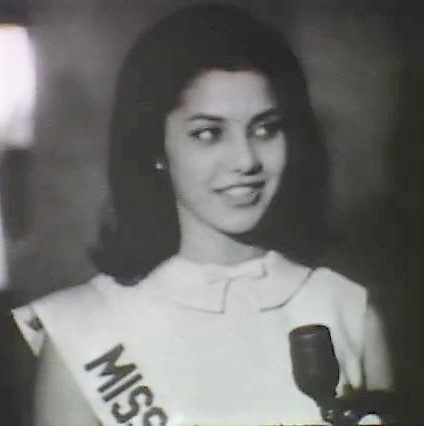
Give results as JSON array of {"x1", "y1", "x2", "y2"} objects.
[{"x1": 92, "y1": 3, "x2": 330, "y2": 284}]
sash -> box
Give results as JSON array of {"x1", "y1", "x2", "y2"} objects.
[
  {"x1": 13, "y1": 276, "x2": 169, "y2": 426},
  {"x1": 13, "y1": 268, "x2": 368, "y2": 426}
]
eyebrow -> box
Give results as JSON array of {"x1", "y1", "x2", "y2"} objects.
[
  {"x1": 186, "y1": 114, "x2": 224, "y2": 123},
  {"x1": 186, "y1": 108, "x2": 282, "y2": 123},
  {"x1": 252, "y1": 108, "x2": 282, "y2": 123}
]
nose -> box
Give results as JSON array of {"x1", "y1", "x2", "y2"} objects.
[{"x1": 228, "y1": 133, "x2": 262, "y2": 174}]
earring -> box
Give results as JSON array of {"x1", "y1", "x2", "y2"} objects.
[{"x1": 154, "y1": 159, "x2": 166, "y2": 172}]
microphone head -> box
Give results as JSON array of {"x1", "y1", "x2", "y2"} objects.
[{"x1": 289, "y1": 324, "x2": 340, "y2": 405}]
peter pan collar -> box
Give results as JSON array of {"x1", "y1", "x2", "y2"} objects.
[{"x1": 140, "y1": 251, "x2": 312, "y2": 314}]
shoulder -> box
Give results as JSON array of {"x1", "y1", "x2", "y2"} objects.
[
  {"x1": 33, "y1": 274, "x2": 122, "y2": 318},
  {"x1": 270, "y1": 251, "x2": 367, "y2": 302},
  {"x1": 307, "y1": 266, "x2": 367, "y2": 301},
  {"x1": 12, "y1": 274, "x2": 119, "y2": 355},
  {"x1": 292, "y1": 266, "x2": 369, "y2": 328}
]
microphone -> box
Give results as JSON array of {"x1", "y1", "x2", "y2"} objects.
[
  {"x1": 289, "y1": 324, "x2": 339, "y2": 408},
  {"x1": 289, "y1": 324, "x2": 398, "y2": 425}
]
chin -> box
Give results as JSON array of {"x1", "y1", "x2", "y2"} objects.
[{"x1": 217, "y1": 211, "x2": 265, "y2": 236}]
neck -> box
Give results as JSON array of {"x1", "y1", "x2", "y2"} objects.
[{"x1": 177, "y1": 211, "x2": 266, "y2": 266}]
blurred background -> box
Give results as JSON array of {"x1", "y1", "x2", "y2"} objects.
[{"x1": 0, "y1": 0, "x2": 422, "y2": 424}]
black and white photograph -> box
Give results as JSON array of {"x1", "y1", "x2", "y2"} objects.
[{"x1": 0, "y1": 0, "x2": 422, "y2": 424}]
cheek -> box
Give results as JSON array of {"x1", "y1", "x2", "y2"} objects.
[
  {"x1": 164, "y1": 122, "x2": 214, "y2": 192},
  {"x1": 264, "y1": 137, "x2": 287, "y2": 178},
  {"x1": 164, "y1": 135, "x2": 191, "y2": 192},
  {"x1": 167, "y1": 149, "x2": 213, "y2": 198}
]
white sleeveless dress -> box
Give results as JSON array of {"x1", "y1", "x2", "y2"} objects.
[{"x1": 13, "y1": 251, "x2": 367, "y2": 425}]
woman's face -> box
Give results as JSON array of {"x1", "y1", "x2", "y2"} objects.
[{"x1": 164, "y1": 69, "x2": 286, "y2": 237}]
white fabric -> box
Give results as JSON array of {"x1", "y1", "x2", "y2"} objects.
[{"x1": 13, "y1": 251, "x2": 368, "y2": 425}]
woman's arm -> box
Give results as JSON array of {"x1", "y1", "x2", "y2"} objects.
[
  {"x1": 362, "y1": 304, "x2": 394, "y2": 390},
  {"x1": 34, "y1": 337, "x2": 99, "y2": 426}
]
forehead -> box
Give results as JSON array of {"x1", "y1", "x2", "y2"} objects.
[{"x1": 176, "y1": 70, "x2": 277, "y2": 120}]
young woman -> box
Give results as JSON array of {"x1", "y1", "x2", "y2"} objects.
[{"x1": 13, "y1": 4, "x2": 392, "y2": 425}]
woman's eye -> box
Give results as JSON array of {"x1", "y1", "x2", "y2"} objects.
[
  {"x1": 189, "y1": 127, "x2": 222, "y2": 143},
  {"x1": 252, "y1": 120, "x2": 282, "y2": 140}
]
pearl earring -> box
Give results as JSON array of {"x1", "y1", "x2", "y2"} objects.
[{"x1": 154, "y1": 160, "x2": 165, "y2": 171}]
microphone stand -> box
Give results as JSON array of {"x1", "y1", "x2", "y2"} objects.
[{"x1": 317, "y1": 390, "x2": 398, "y2": 425}]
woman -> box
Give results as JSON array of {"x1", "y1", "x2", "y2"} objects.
[{"x1": 13, "y1": 4, "x2": 392, "y2": 425}]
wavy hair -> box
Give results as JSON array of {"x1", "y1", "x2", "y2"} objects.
[{"x1": 91, "y1": 3, "x2": 330, "y2": 283}]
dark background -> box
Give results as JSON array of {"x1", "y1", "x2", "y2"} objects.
[{"x1": 1, "y1": 0, "x2": 423, "y2": 424}]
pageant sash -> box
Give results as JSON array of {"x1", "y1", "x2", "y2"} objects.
[
  {"x1": 13, "y1": 268, "x2": 368, "y2": 426},
  {"x1": 13, "y1": 276, "x2": 169, "y2": 426}
]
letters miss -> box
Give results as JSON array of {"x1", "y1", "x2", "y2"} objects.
[{"x1": 84, "y1": 344, "x2": 168, "y2": 425}]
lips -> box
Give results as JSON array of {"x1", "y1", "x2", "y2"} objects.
[{"x1": 214, "y1": 181, "x2": 265, "y2": 206}]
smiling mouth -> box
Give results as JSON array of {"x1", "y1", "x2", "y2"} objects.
[{"x1": 215, "y1": 182, "x2": 265, "y2": 206}]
